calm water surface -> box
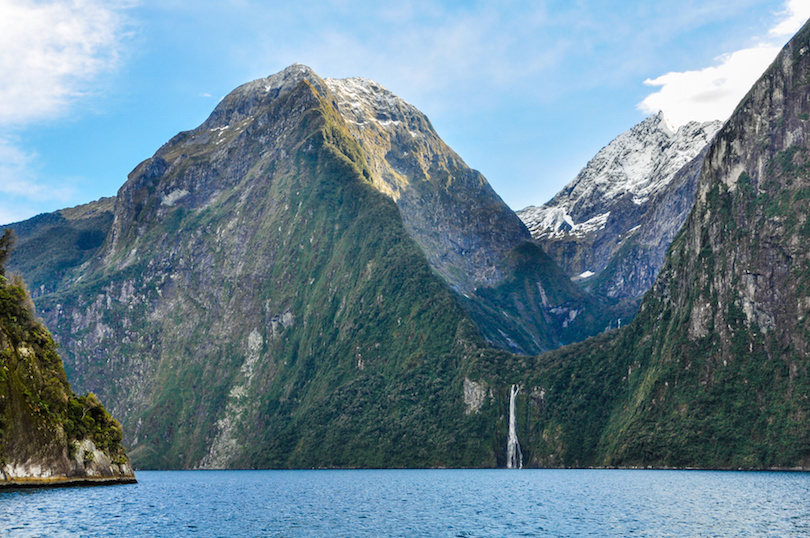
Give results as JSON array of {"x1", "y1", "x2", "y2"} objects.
[{"x1": 1, "y1": 469, "x2": 809, "y2": 537}]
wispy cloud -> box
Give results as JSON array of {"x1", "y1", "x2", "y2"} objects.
[
  {"x1": 0, "y1": 137, "x2": 75, "y2": 224},
  {"x1": 0, "y1": 138, "x2": 73, "y2": 200},
  {"x1": 638, "y1": 0, "x2": 810, "y2": 126},
  {"x1": 770, "y1": 0, "x2": 810, "y2": 37},
  {"x1": 0, "y1": 0, "x2": 129, "y2": 125},
  {"x1": 0, "y1": 0, "x2": 129, "y2": 224}
]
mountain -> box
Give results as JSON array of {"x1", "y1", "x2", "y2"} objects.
[
  {"x1": 11, "y1": 24, "x2": 802, "y2": 471},
  {"x1": 6, "y1": 69, "x2": 616, "y2": 359},
  {"x1": 1, "y1": 198, "x2": 115, "y2": 297},
  {"x1": 3, "y1": 65, "x2": 611, "y2": 469},
  {"x1": 0, "y1": 231, "x2": 134, "y2": 486},
  {"x1": 518, "y1": 113, "x2": 722, "y2": 304},
  {"x1": 502, "y1": 18, "x2": 810, "y2": 469},
  {"x1": 323, "y1": 76, "x2": 622, "y2": 352}
]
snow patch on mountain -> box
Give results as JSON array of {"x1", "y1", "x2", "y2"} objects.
[{"x1": 518, "y1": 112, "x2": 722, "y2": 240}]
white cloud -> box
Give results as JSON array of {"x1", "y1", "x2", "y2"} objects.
[
  {"x1": 638, "y1": 45, "x2": 781, "y2": 127},
  {"x1": 0, "y1": 0, "x2": 127, "y2": 125},
  {"x1": 638, "y1": 0, "x2": 808, "y2": 127},
  {"x1": 770, "y1": 0, "x2": 810, "y2": 37},
  {"x1": 0, "y1": 137, "x2": 74, "y2": 200},
  {"x1": 0, "y1": 0, "x2": 127, "y2": 225}
]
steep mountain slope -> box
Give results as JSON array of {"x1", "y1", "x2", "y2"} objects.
[
  {"x1": 0, "y1": 198, "x2": 115, "y2": 297},
  {"x1": 322, "y1": 76, "x2": 619, "y2": 352},
  {"x1": 10, "y1": 67, "x2": 529, "y2": 469},
  {"x1": 7, "y1": 70, "x2": 615, "y2": 358},
  {"x1": 518, "y1": 113, "x2": 721, "y2": 303},
  {"x1": 599, "y1": 20, "x2": 810, "y2": 468},
  {"x1": 499, "y1": 18, "x2": 810, "y2": 469},
  {"x1": 321, "y1": 74, "x2": 616, "y2": 352},
  {"x1": 325, "y1": 76, "x2": 525, "y2": 294},
  {"x1": 0, "y1": 231, "x2": 134, "y2": 486}
]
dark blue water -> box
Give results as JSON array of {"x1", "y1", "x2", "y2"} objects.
[{"x1": 1, "y1": 469, "x2": 809, "y2": 537}]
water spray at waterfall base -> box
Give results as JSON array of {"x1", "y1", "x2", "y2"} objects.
[{"x1": 506, "y1": 384, "x2": 523, "y2": 469}]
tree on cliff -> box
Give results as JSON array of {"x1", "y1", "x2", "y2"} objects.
[{"x1": 0, "y1": 230, "x2": 14, "y2": 277}]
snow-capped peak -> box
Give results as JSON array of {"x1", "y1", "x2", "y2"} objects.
[{"x1": 518, "y1": 113, "x2": 722, "y2": 240}]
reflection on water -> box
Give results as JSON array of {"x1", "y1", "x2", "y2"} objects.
[{"x1": 1, "y1": 469, "x2": 809, "y2": 537}]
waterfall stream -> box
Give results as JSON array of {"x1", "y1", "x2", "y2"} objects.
[{"x1": 506, "y1": 384, "x2": 523, "y2": 469}]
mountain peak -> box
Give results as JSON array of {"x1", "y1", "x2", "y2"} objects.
[
  {"x1": 259, "y1": 63, "x2": 321, "y2": 93},
  {"x1": 647, "y1": 110, "x2": 675, "y2": 134},
  {"x1": 201, "y1": 64, "x2": 327, "y2": 131},
  {"x1": 519, "y1": 113, "x2": 722, "y2": 236},
  {"x1": 516, "y1": 112, "x2": 722, "y2": 301}
]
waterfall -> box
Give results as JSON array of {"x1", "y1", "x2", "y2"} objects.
[{"x1": 506, "y1": 384, "x2": 523, "y2": 469}]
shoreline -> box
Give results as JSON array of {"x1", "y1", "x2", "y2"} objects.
[{"x1": 0, "y1": 475, "x2": 137, "y2": 490}]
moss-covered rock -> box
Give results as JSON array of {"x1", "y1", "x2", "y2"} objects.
[{"x1": 0, "y1": 230, "x2": 134, "y2": 486}]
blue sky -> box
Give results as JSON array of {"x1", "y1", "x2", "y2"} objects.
[{"x1": 1, "y1": 0, "x2": 809, "y2": 225}]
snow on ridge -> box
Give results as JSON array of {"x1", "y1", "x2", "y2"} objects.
[
  {"x1": 325, "y1": 76, "x2": 415, "y2": 122},
  {"x1": 518, "y1": 112, "x2": 722, "y2": 239}
]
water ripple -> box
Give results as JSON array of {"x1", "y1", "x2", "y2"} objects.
[{"x1": 1, "y1": 469, "x2": 809, "y2": 537}]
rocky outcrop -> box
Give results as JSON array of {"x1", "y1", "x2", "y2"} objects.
[
  {"x1": 1, "y1": 439, "x2": 135, "y2": 488},
  {"x1": 0, "y1": 234, "x2": 134, "y2": 486},
  {"x1": 518, "y1": 113, "x2": 722, "y2": 302}
]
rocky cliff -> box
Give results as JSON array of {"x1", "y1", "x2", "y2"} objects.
[
  {"x1": 0, "y1": 231, "x2": 134, "y2": 486},
  {"x1": 500, "y1": 18, "x2": 810, "y2": 469},
  {"x1": 518, "y1": 113, "x2": 722, "y2": 303},
  {"x1": 600, "y1": 19, "x2": 810, "y2": 468}
]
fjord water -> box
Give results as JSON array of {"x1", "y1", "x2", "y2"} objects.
[{"x1": 2, "y1": 469, "x2": 809, "y2": 537}]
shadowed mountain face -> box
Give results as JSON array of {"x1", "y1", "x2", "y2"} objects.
[{"x1": 320, "y1": 74, "x2": 617, "y2": 353}]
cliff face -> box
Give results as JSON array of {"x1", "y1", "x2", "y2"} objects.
[
  {"x1": 324, "y1": 76, "x2": 528, "y2": 294},
  {"x1": 501, "y1": 19, "x2": 810, "y2": 470},
  {"x1": 602, "y1": 20, "x2": 810, "y2": 467},
  {"x1": 0, "y1": 232, "x2": 134, "y2": 486},
  {"x1": 518, "y1": 114, "x2": 722, "y2": 303}
]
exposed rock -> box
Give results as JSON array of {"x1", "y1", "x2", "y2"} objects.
[
  {"x1": 518, "y1": 113, "x2": 722, "y2": 302},
  {"x1": 0, "y1": 238, "x2": 134, "y2": 487},
  {"x1": 463, "y1": 377, "x2": 487, "y2": 415}
]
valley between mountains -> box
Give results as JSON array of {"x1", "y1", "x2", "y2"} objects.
[{"x1": 4, "y1": 19, "x2": 810, "y2": 471}]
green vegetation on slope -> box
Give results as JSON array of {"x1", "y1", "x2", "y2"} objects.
[
  {"x1": 27, "y1": 80, "x2": 514, "y2": 469},
  {"x1": 470, "y1": 20, "x2": 810, "y2": 470},
  {"x1": 0, "y1": 230, "x2": 129, "y2": 472},
  {"x1": 1, "y1": 198, "x2": 115, "y2": 297}
]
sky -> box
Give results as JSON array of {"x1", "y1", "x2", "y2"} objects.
[{"x1": 1, "y1": 0, "x2": 809, "y2": 226}]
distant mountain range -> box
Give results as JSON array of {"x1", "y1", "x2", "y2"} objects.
[{"x1": 4, "y1": 17, "x2": 810, "y2": 471}]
